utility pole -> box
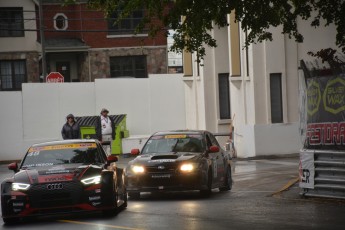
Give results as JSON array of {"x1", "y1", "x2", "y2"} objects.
[{"x1": 39, "y1": 0, "x2": 47, "y2": 79}]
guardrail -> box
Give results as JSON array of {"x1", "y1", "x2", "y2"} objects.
[{"x1": 301, "y1": 150, "x2": 345, "y2": 199}]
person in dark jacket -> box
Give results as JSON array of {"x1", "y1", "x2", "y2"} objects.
[
  {"x1": 61, "y1": 114, "x2": 81, "y2": 139},
  {"x1": 95, "y1": 108, "x2": 115, "y2": 154}
]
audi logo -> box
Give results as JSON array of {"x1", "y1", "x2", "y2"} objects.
[{"x1": 46, "y1": 183, "x2": 63, "y2": 190}]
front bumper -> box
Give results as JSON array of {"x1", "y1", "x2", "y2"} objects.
[
  {"x1": 125, "y1": 170, "x2": 208, "y2": 192},
  {"x1": 1, "y1": 181, "x2": 113, "y2": 219}
]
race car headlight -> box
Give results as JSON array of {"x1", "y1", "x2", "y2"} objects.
[
  {"x1": 131, "y1": 165, "x2": 145, "y2": 174},
  {"x1": 12, "y1": 182, "x2": 30, "y2": 191},
  {"x1": 180, "y1": 163, "x2": 194, "y2": 172},
  {"x1": 81, "y1": 175, "x2": 101, "y2": 185}
]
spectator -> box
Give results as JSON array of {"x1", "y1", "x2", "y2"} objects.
[
  {"x1": 95, "y1": 108, "x2": 115, "y2": 154},
  {"x1": 61, "y1": 114, "x2": 81, "y2": 139}
]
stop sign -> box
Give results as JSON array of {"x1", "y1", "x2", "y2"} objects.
[{"x1": 46, "y1": 72, "x2": 64, "y2": 83}]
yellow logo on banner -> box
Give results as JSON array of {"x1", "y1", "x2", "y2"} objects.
[
  {"x1": 323, "y1": 77, "x2": 345, "y2": 114},
  {"x1": 307, "y1": 80, "x2": 321, "y2": 116}
]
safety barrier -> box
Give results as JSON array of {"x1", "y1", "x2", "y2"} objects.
[{"x1": 301, "y1": 150, "x2": 345, "y2": 199}]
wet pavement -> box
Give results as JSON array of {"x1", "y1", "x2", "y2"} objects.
[{"x1": 2, "y1": 155, "x2": 345, "y2": 229}]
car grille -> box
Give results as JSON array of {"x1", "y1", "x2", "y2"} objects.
[
  {"x1": 27, "y1": 181, "x2": 83, "y2": 208},
  {"x1": 145, "y1": 165, "x2": 177, "y2": 173}
]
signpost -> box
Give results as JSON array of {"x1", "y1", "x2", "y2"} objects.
[{"x1": 46, "y1": 72, "x2": 64, "y2": 83}]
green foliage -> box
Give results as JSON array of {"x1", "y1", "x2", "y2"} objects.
[{"x1": 65, "y1": 0, "x2": 345, "y2": 62}]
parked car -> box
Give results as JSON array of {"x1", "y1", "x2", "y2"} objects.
[
  {"x1": 124, "y1": 130, "x2": 232, "y2": 199},
  {"x1": 1, "y1": 139, "x2": 127, "y2": 224}
]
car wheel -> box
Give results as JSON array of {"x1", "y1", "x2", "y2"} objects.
[
  {"x1": 219, "y1": 165, "x2": 232, "y2": 191},
  {"x1": 128, "y1": 192, "x2": 140, "y2": 199},
  {"x1": 121, "y1": 176, "x2": 128, "y2": 208},
  {"x1": 102, "y1": 172, "x2": 119, "y2": 216},
  {"x1": 200, "y1": 169, "x2": 212, "y2": 197}
]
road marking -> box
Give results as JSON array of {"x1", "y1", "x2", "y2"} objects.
[
  {"x1": 59, "y1": 220, "x2": 144, "y2": 230},
  {"x1": 271, "y1": 177, "x2": 299, "y2": 196}
]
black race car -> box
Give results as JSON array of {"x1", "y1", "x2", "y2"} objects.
[
  {"x1": 1, "y1": 139, "x2": 127, "y2": 224},
  {"x1": 124, "y1": 130, "x2": 232, "y2": 199}
]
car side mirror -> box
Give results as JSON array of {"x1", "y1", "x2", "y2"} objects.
[
  {"x1": 8, "y1": 162, "x2": 18, "y2": 172},
  {"x1": 107, "y1": 155, "x2": 118, "y2": 163},
  {"x1": 131, "y1": 148, "x2": 140, "y2": 155},
  {"x1": 209, "y1": 145, "x2": 219, "y2": 153}
]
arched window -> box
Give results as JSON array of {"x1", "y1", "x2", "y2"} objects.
[{"x1": 54, "y1": 13, "x2": 68, "y2": 30}]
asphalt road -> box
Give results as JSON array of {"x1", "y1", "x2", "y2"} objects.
[{"x1": 1, "y1": 156, "x2": 345, "y2": 229}]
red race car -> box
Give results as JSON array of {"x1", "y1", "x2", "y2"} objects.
[{"x1": 1, "y1": 139, "x2": 127, "y2": 224}]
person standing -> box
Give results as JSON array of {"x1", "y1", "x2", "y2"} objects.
[
  {"x1": 61, "y1": 114, "x2": 81, "y2": 139},
  {"x1": 96, "y1": 108, "x2": 115, "y2": 154}
]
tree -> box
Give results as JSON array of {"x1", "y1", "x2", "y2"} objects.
[{"x1": 68, "y1": 0, "x2": 345, "y2": 62}]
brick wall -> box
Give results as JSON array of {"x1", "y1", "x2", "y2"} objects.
[{"x1": 87, "y1": 47, "x2": 167, "y2": 81}]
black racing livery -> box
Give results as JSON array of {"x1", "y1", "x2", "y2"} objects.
[
  {"x1": 125, "y1": 130, "x2": 232, "y2": 199},
  {"x1": 1, "y1": 139, "x2": 127, "y2": 224}
]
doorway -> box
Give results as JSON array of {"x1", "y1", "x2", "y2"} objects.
[{"x1": 56, "y1": 62, "x2": 70, "y2": 82}]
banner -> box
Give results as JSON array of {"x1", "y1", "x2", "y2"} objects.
[{"x1": 304, "y1": 75, "x2": 345, "y2": 150}]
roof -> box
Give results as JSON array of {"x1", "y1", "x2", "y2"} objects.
[
  {"x1": 45, "y1": 38, "x2": 89, "y2": 53},
  {"x1": 152, "y1": 130, "x2": 207, "y2": 136}
]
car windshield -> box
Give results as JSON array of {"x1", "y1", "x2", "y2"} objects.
[
  {"x1": 141, "y1": 134, "x2": 204, "y2": 154},
  {"x1": 21, "y1": 143, "x2": 102, "y2": 168}
]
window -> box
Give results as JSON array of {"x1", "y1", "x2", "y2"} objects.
[
  {"x1": 54, "y1": 13, "x2": 68, "y2": 30},
  {"x1": 0, "y1": 60, "x2": 26, "y2": 91},
  {"x1": 218, "y1": 73, "x2": 231, "y2": 119},
  {"x1": 0, "y1": 7, "x2": 24, "y2": 37},
  {"x1": 110, "y1": 56, "x2": 147, "y2": 78},
  {"x1": 270, "y1": 73, "x2": 283, "y2": 123},
  {"x1": 108, "y1": 9, "x2": 145, "y2": 35}
]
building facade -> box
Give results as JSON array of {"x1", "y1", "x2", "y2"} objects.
[
  {"x1": 0, "y1": 0, "x2": 168, "y2": 90},
  {"x1": 183, "y1": 13, "x2": 339, "y2": 158}
]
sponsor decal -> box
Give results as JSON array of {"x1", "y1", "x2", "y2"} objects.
[
  {"x1": 39, "y1": 175, "x2": 73, "y2": 182},
  {"x1": 12, "y1": 202, "x2": 24, "y2": 207},
  {"x1": 299, "y1": 151, "x2": 315, "y2": 189},
  {"x1": 28, "y1": 143, "x2": 97, "y2": 152},
  {"x1": 152, "y1": 174, "x2": 171, "y2": 178},
  {"x1": 148, "y1": 159, "x2": 176, "y2": 163},
  {"x1": 89, "y1": 196, "x2": 101, "y2": 201},
  {"x1": 165, "y1": 134, "x2": 187, "y2": 139}
]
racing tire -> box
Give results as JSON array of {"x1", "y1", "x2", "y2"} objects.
[
  {"x1": 200, "y1": 169, "x2": 212, "y2": 197},
  {"x1": 219, "y1": 166, "x2": 232, "y2": 191},
  {"x1": 102, "y1": 172, "x2": 119, "y2": 217},
  {"x1": 128, "y1": 192, "x2": 140, "y2": 199},
  {"x1": 120, "y1": 176, "x2": 128, "y2": 209}
]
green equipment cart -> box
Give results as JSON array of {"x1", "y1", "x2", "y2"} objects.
[{"x1": 76, "y1": 114, "x2": 129, "y2": 155}]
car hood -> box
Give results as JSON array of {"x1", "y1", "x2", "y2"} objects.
[
  {"x1": 13, "y1": 163, "x2": 102, "y2": 184},
  {"x1": 129, "y1": 152, "x2": 201, "y2": 166}
]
